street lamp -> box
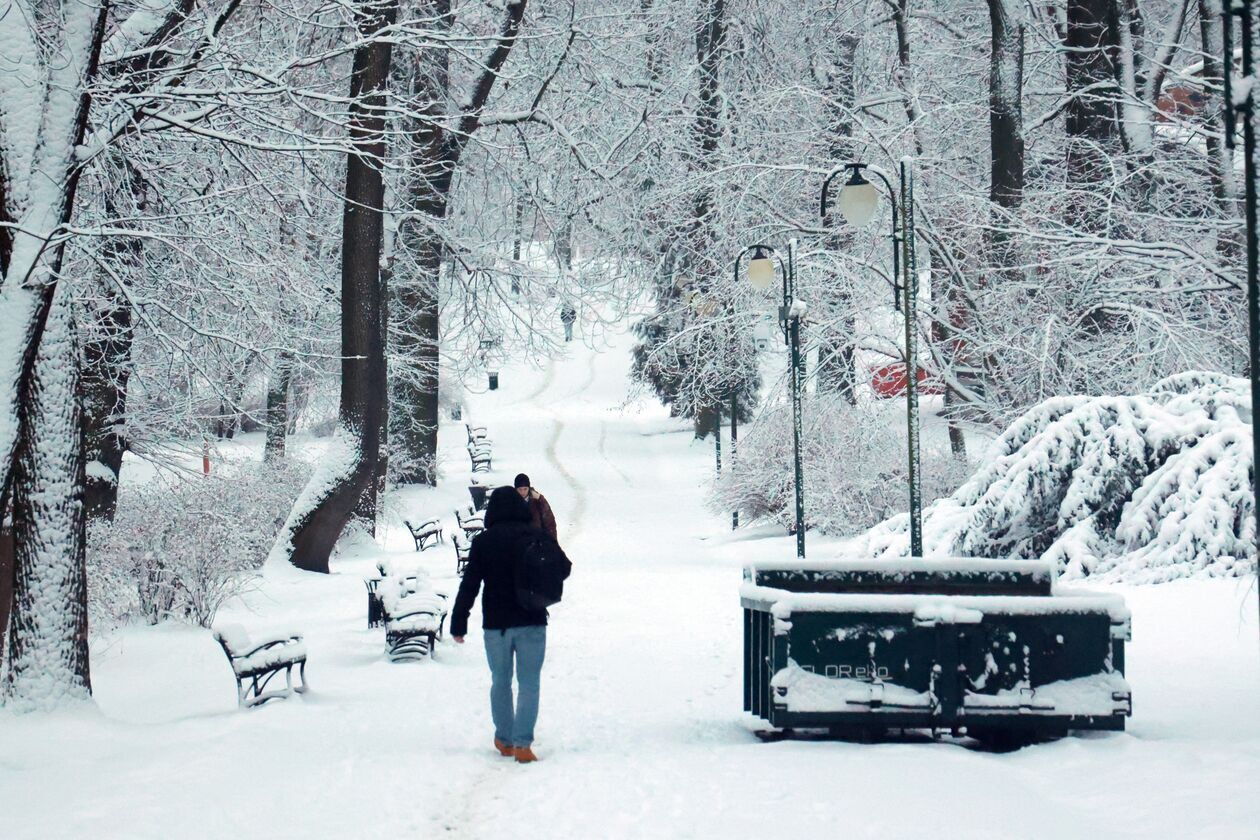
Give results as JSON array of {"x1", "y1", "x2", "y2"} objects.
[
  {"x1": 1221, "y1": 1, "x2": 1260, "y2": 631},
  {"x1": 733, "y1": 241, "x2": 806, "y2": 557},
  {"x1": 834, "y1": 167, "x2": 879, "y2": 228},
  {"x1": 746, "y1": 247, "x2": 776, "y2": 291},
  {"x1": 820, "y1": 159, "x2": 923, "y2": 558},
  {"x1": 821, "y1": 162, "x2": 902, "y2": 310}
]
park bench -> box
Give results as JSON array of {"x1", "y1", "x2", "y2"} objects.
[
  {"x1": 468, "y1": 441, "x2": 493, "y2": 473},
  {"x1": 466, "y1": 423, "x2": 488, "y2": 444},
  {"x1": 403, "y1": 517, "x2": 443, "y2": 552},
  {"x1": 379, "y1": 577, "x2": 449, "y2": 661},
  {"x1": 365, "y1": 558, "x2": 421, "y2": 628},
  {"x1": 213, "y1": 625, "x2": 309, "y2": 708},
  {"x1": 453, "y1": 531, "x2": 471, "y2": 576},
  {"x1": 455, "y1": 506, "x2": 484, "y2": 538},
  {"x1": 364, "y1": 577, "x2": 385, "y2": 628}
]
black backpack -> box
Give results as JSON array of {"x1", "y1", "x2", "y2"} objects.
[{"x1": 513, "y1": 531, "x2": 572, "y2": 611}]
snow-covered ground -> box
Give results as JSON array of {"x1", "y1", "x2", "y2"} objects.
[{"x1": 3, "y1": 324, "x2": 1259, "y2": 839}]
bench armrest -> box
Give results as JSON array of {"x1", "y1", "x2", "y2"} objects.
[{"x1": 238, "y1": 635, "x2": 303, "y2": 659}]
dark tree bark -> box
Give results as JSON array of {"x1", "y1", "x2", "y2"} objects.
[
  {"x1": 688, "y1": 0, "x2": 726, "y2": 438},
  {"x1": 554, "y1": 216, "x2": 574, "y2": 273},
  {"x1": 392, "y1": 0, "x2": 453, "y2": 486},
  {"x1": 264, "y1": 351, "x2": 293, "y2": 461},
  {"x1": 6, "y1": 294, "x2": 91, "y2": 704},
  {"x1": 1064, "y1": 0, "x2": 1121, "y2": 228},
  {"x1": 0, "y1": 2, "x2": 110, "y2": 515},
  {"x1": 816, "y1": 28, "x2": 860, "y2": 401},
  {"x1": 988, "y1": 1, "x2": 1025, "y2": 214},
  {"x1": 0, "y1": 513, "x2": 13, "y2": 664},
  {"x1": 1198, "y1": 0, "x2": 1240, "y2": 261},
  {"x1": 391, "y1": 0, "x2": 527, "y2": 485},
  {"x1": 279, "y1": 0, "x2": 397, "y2": 573},
  {"x1": 80, "y1": 286, "x2": 133, "y2": 521},
  {"x1": 81, "y1": 155, "x2": 146, "y2": 521}
]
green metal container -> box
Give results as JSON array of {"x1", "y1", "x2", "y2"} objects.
[{"x1": 742, "y1": 559, "x2": 1130, "y2": 741}]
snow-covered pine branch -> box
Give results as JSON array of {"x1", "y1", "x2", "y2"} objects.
[{"x1": 841, "y1": 372, "x2": 1254, "y2": 584}]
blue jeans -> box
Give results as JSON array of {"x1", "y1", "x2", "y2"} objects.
[{"x1": 483, "y1": 625, "x2": 547, "y2": 748}]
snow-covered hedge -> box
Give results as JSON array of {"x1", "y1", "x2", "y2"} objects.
[
  {"x1": 712, "y1": 397, "x2": 970, "y2": 536},
  {"x1": 89, "y1": 459, "x2": 312, "y2": 627},
  {"x1": 842, "y1": 372, "x2": 1255, "y2": 583}
]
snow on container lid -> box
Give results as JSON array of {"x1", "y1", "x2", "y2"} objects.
[
  {"x1": 738, "y1": 584, "x2": 1129, "y2": 622},
  {"x1": 744, "y1": 557, "x2": 1056, "y2": 597}
]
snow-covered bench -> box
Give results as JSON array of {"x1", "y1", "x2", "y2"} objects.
[
  {"x1": 404, "y1": 518, "x2": 443, "y2": 552},
  {"x1": 465, "y1": 423, "x2": 488, "y2": 444},
  {"x1": 213, "y1": 625, "x2": 309, "y2": 708},
  {"x1": 364, "y1": 577, "x2": 385, "y2": 628},
  {"x1": 379, "y1": 578, "x2": 448, "y2": 661},
  {"x1": 468, "y1": 443, "x2": 493, "y2": 473},
  {"x1": 454, "y1": 507, "x2": 484, "y2": 538},
  {"x1": 452, "y1": 532, "x2": 471, "y2": 576}
]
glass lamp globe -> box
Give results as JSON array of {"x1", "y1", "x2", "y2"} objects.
[
  {"x1": 746, "y1": 249, "x2": 776, "y2": 291},
  {"x1": 838, "y1": 172, "x2": 879, "y2": 227}
]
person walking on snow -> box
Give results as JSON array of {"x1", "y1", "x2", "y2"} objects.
[
  {"x1": 452, "y1": 487, "x2": 568, "y2": 763},
  {"x1": 560, "y1": 301, "x2": 577, "y2": 342},
  {"x1": 515, "y1": 473, "x2": 558, "y2": 541}
]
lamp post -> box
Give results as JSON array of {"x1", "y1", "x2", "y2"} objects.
[
  {"x1": 1221, "y1": 1, "x2": 1260, "y2": 629},
  {"x1": 820, "y1": 160, "x2": 923, "y2": 557},
  {"x1": 734, "y1": 241, "x2": 806, "y2": 558}
]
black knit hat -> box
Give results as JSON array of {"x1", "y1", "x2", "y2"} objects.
[{"x1": 514, "y1": 473, "x2": 530, "y2": 488}]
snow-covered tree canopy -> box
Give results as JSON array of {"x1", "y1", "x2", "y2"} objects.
[{"x1": 845, "y1": 372, "x2": 1254, "y2": 584}]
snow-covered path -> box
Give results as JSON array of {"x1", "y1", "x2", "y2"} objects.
[{"x1": 3, "y1": 327, "x2": 1259, "y2": 839}]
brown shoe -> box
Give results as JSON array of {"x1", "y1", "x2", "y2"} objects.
[
  {"x1": 514, "y1": 746, "x2": 539, "y2": 764},
  {"x1": 494, "y1": 739, "x2": 514, "y2": 757}
]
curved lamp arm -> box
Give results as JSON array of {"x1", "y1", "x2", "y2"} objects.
[{"x1": 820, "y1": 161, "x2": 902, "y2": 310}]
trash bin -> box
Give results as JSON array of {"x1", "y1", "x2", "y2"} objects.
[
  {"x1": 742, "y1": 558, "x2": 1131, "y2": 743},
  {"x1": 488, "y1": 372, "x2": 499, "y2": 391},
  {"x1": 468, "y1": 483, "x2": 489, "y2": 511}
]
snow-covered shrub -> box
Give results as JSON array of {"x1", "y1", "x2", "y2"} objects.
[
  {"x1": 841, "y1": 373, "x2": 1254, "y2": 583},
  {"x1": 88, "y1": 459, "x2": 312, "y2": 627},
  {"x1": 713, "y1": 397, "x2": 970, "y2": 536}
]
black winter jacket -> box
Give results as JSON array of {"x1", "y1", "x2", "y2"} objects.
[{"x1": 450, "y1": 487, "x2": 566, "y2": 637}]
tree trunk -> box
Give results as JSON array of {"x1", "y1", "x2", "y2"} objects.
[
  {"x1": 264, "y1": 350, "x2": 293, "y2": 461},
  {"x1": 276, "y1": 0, "x2": 397, "y2": 573},
  {"x1": 5, "y1": 292, "x2": 91, "y2": 707},
  {"x1": 512, "y1": 192, "x2": 526, "y2": 292},
  {"x1": 688, "y1": 0, "x2": 727, "y2": 439},
  {"x1": 391, "y1": 0, "x2": 527, "y2": 484},
  {"x1": 81, "y1": 154, "x2": 145, "y2": 521},
  {"x1": 816, "y1": 28, "x2": 860, "y2": 400},
  {"x1": 80, "y1": 287, "x2": 133, "y2": 521},
  {"x1": 0, "y1": 0, "x2": 110, "y2": 514},
  {"x1": 1199, "y1": 0, "x2": 1241, "y2": 259},
  {"x1": 989, "y1": 1, "x2": 1025, "y2": 215},
  {"x1": 0, "y1": 512, "x2": 13, "y2": 664},
  {"x1": 554, "y1": 216, "x2": 574, "y2": 273},
  {"x1": 1064, "y1": 0, "x2": 1120, "y2": 228}
]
